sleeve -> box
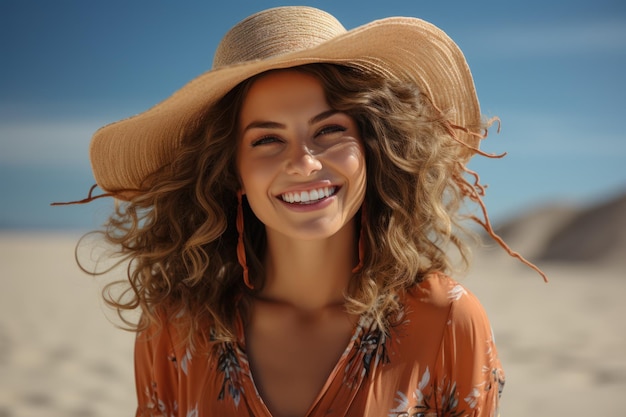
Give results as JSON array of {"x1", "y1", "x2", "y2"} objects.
[
  {"x1": 434, "y1": 284, "x2": 505, "y2": 417},
  {"x1": 134, "y1": 317, "x2": 180, "y2": 417}
]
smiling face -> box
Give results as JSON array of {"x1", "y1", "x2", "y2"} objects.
[{"x1": 236, "y1": 69, "x2": 366, "y2": 241}]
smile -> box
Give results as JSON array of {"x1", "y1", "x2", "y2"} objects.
[{"x1": 279, "y1": 186, "x2": 337, "y2": 204}]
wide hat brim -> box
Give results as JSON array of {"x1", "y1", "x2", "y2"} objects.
[{"x1": 90, "y1": 13, "x2": 481, "y2": 197}]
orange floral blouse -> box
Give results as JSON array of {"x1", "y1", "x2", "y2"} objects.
[{"x1": 134, "y1": 273, "x2": 504, "y2": 416}]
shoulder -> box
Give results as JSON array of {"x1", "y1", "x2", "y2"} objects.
[
  {"x1": 388, "y1": 274, "x2": 504, "y2": 416},
  {"x1": 401, "y1": 273, "x2": 498, "y2": 354},
  {"x1": 403, "y1": 272, "x2": 478, "y2": 310},
  {"x1": 135, "y1": 308, "x2": 223, "y2": 381},
  {"x1": 395, "y1": 272, "x2": 491, "y2": 334},
  {"x1": 135, "y1": 310, "x2": 179, "y2": 361},
  {"x1": 135, "y1": 308, "x2": 205, "y2": 359}
]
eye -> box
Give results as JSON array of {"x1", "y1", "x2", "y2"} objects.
[
  {"x1": 251, "y1": 135, "x2": 281, "y2": 147},
  {"x1": 315, "y1": 125, "x2": 347, "y2": 137}
]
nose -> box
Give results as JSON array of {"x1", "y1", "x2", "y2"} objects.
[{"x1": 285, "y1": 144, "x2": 322, "y2": 176}]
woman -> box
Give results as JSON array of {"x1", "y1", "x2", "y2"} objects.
[{"x1": 77, "y1": 6, "x2": 545, "y2": 416}]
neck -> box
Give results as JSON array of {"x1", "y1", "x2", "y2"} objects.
[{"x1": 258, "y1": 220, "x2": 358, "y2": 312}]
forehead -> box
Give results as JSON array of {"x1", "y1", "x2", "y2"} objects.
[
  {"x1": 247, "y1": 68, "x2": 322, "y2": 91},
  {"x1": 239, "y1": 70, "x2": 329, "y2": 120}
]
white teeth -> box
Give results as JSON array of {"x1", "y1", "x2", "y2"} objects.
[{"x1": 280, "y1": 187, "x2": 336, "y2": 204}]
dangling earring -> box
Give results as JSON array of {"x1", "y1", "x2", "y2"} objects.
[
  {"x1": 237, "y1": 190, "x2": 253, "y2": 289},
  {"x1": 352, "y1": 204, "x2": 366, "y2": 273}
]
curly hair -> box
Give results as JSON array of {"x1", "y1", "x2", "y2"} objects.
[{"x1": 82, "y1": 63, "x2": 522, "y2": 345}]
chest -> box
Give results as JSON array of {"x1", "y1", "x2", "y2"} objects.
[{"x1": 244, "y1": 310, "x2": 356, "y2": 417}]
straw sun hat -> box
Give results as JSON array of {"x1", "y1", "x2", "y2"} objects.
[{"x1": 89, "y1": 6, "x2": 481, "y2": 198}]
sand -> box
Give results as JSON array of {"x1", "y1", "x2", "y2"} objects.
[
  {"x1": 0, "y1": 233, "x2": 135, "y2": 417},
  {"x1": 1, "y1": 232, "x2": 624, "y2": 416}
]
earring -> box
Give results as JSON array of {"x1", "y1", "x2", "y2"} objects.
[
  {"x1": 237, "y1": 191, "x2": 253, "y2": 289},
  {"x1": 351, "y1": 204, "x2": 366, "y2": 273}
]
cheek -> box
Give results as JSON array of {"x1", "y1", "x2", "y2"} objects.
[
  {"x1": 330, "y1": 143, "x2": 367, "y2": 182},
  {"x1": 349, "y1": 145, "x2": 368, "y2": 203},
  {"x1": 238, "y1": 158, "x2": 273, "y2": 198},
  {"x1": 237, "y1": 149, "x2": 266, "y2": 194}
]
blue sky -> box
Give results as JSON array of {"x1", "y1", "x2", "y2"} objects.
[{"x1": 1, "y1": 0, "x2": 624, "y2": 230}]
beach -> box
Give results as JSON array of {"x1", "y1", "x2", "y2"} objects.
[{"x1": 0, "y1": 231, "x2": 624, "y2": 416}]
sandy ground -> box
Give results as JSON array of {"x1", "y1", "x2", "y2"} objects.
[{"x1": 0, "y1": 232, "x2": 624, "y2": 416}]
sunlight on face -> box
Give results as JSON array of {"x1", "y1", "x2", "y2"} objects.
[{"x1": 236, "y1": 69, "x2": 366, "y2": 241}]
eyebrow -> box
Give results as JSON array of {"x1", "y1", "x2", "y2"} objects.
[{"x1": 241, "y1": 109, "x2": 340, "y2": 133}]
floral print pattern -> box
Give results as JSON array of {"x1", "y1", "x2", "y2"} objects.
[
  {"x1": 215, "y1": 342, "x2": 246, "y2": 407},
  {"x1": 134, "y1": 273, "x2": 504, "y2": 416},
  {"x1": 343, "y1": 316, "x2": 389, "y2": 387}
]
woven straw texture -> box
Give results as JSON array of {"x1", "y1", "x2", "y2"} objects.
[{"x1": 89, "y1": 6, "x2": 479, "y2": 195}]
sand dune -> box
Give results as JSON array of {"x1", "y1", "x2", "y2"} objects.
[
  {"x1": 494, "y1": 190, "x2": 626, "y2": 266},
  {"x1": 1, "y1": 193, "x2": 625, "y2": 416},
  {"x1": 538, "y1": 192, "x2": 626, "y2": 265}
]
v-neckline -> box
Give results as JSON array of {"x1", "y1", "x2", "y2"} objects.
[{"x1": 233, "y1": 311, "x2": 375, "y2": 417}]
